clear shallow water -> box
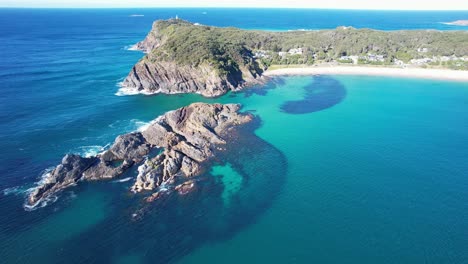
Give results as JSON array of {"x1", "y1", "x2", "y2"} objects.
[{"x1": 1, "y1": 8, "x2": 468, "y2": 264}]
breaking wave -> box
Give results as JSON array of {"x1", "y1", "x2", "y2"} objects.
[
  {"x1": 78, "y1": 145, "x2": 108, "y2": 157},
  {"x1": 112, "y1": 177, "x2": 133, "y2": 183}
]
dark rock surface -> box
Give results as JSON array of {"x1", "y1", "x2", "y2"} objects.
[{"x1": 27, "y1": 103, "x2": 252, "y2": 206}]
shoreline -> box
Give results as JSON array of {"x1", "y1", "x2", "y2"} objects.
[{"x1": 264, "y1": 66, "x2": 468, "y2": 82}]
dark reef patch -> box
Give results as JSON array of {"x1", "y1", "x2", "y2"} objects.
[
  {"x1": 13, "y1": 116, "x2": 288, "y2": 264},
  {"x1": 237, "y1": 77, "x2": 285, "y2": 98},
  {"x1": 280, "y1": 75, "x2": 347, "y2": 114}
]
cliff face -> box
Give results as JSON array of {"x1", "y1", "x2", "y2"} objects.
[
  {"x1": 123, "y1": 61, "x2": 247, "y2": 97},
  {"x1": 122, "y1": 20, "x2": 266, "y2": 97},
  {"x1": 27, "y1": 103, "x2": 253, "y2": 206},
  {"x1": 131, "y1": 26, "x2": 164, "y2": 53}
]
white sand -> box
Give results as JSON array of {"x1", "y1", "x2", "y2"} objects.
[{"x1": 264, "y1": 66, "x2": 468, "y2": 82}]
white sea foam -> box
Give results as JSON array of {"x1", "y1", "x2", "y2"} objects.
[
  {"x1": 3, "y1": 186, "x2": 20, "y2": 195},
  {"x1": 133, "y1": 119, "x2": 150, "y2": 132},
  {"x1": 22, "y1": 167, "x2": 58, "y2": 211},
  {"x1": 126, "y1": 44, "x2": 140, "y2": 51},
  {"x1": 35, "y1": 167, "x2": 55, "y2": 185},
  {"x1": 115, "y1": 86, "x2": 142, "y2": 96},
  {"x1": 115, "y1": 80, "x2": 209, "y2": 97},
  {"x1": 26, "y1": 168, "x2": 53, "y2": 190},
  {"x1": 79, "y1": 145, "x2": 106, "y2": 157},
  {"x1": 115, "y1": 83, "x2": 157, "y2": 96},
  {"x1": 112, "y1": 177, "x2": 133, "y2": 183},
  {"x1": 108, "y1": 119, "x2": 129, "y2": 129},
  {"x1": 158, "y1": 182, "x2": 171, "y2": 192},
  {"x1": 129, "y1": 119, "x2": 155, "y2": 132},
  {"x1": 23, "y1": 195, "x2": 58, "y2": 211},
  {"x1": 3, "y1": 186, "x2": 29, "y2": 196},
  {"x1": 133, "y1": 116, "x2": 165, "y2": 132},
  {"x1": 130, "y1": 14, "x2": 144, "y2": 17},
  {"x1": 108, "y1": 121, "x2": 118, "y2": 128}
]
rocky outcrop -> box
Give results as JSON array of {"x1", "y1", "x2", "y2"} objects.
[
  {"x1": 27, "y1": 155, "x2": 97, "y2": 206},
  {"x1": 132, "y1": 103, "x2": 252, "y2": 191},
  {"x1": 121, "y1": 20, "x2": 266, "y2": 97},
  {"x1": 122, "y1": 60, "x2": 262, "y2": 97},
  {"x1": 131, "y1": 28, "x2": 163, "y2": 53},
  {"x1": 27, "y1": 103, "x2": 253, "y2": 207}
]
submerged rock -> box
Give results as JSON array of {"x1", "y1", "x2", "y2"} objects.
[
  {"x1": 175, "y1": 180, "x2": 196, "y2": 195},
  {"x1": 27, "y1": 103, "x2": 253, "y2": 207}
]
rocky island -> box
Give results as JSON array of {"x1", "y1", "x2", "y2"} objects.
[
  {"x1": 27, "y1": 103, "x2": 253, "y2": 207},
  {"x1": 120, "y1": 19, "x2": 468, "y2": 97},
  {"x1": 28, "y1": 19, "x2": 468, "y2": 208}
]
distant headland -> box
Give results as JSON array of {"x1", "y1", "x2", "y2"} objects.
[{"x1": 119, "y1": 19, "x2": 468, "y2": 97}]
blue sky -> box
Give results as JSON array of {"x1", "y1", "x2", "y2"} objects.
[{"x1": 1, "y1": 0, "x2": 468, "y2": 10}]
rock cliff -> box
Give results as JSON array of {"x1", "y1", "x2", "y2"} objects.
[
  {"x1": 121, "y1": 19, "x2": 266, "y2": 97},
  {"x1": 27, "y1": 103, "x2": 253, "y2": 206}
]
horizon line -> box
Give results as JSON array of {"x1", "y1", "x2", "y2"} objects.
[{"x1": 0, "y1": 6, "x2": 467, "y2": 11}]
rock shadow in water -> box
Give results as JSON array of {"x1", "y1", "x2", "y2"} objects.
[
  {"x1": 38, "y1": 116, "x2": 288, "y2": 264},
  {"x1": 235, "y1": 77, "x2": 285, "y2": 98},
  {"x1": 280, "y1": 75, "x2": 347, "y2": 114}
]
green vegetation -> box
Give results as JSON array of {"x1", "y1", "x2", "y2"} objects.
[
  {"x1": 337, "y1": 58, "x2": 353, "y2": 64},
  {"x1": 444, "y1": 60, "x2": 468, "y2": 70},
  {"x1": 145, "y1": 19, "x2": 468, "y2": 71}
]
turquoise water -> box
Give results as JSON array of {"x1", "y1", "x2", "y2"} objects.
[
  {"x1": 2, "y1": 8, "x2": 468, "y2": 264},
  {"x1": 179, "y1": 76, "x2": 468, "y2": 263}
]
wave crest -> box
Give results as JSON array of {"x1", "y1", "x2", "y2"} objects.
[{"x1": 78, "y1": 145, "x2": 108, "y2": 157}]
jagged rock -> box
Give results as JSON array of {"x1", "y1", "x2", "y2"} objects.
[
  {"x1": 100, "y1": 133, "x2": 150, "y2": 163},
  {"x1": 27, "y1": 103, "x2": 252, "y2": 206},
  {"x1": 145, "y1": 190, "x2": 170, "y2": 203},
  {"x1": 27, "y1": 154, "x2": 97, "y2": 206},
  {"x1": 132, "y1": 103, "x2": 252, "y2": 192},
  {"x1": 175, "y1": 180, "x2": 196, "y2": 195}
]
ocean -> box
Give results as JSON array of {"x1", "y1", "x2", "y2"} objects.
[{"x1": 1, "y1": 8, "x2": 468, "y2": 264}]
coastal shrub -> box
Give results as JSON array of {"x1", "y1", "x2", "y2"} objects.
[{"x1": 149, "y1": 20, "x2": 468, "y2": 70}]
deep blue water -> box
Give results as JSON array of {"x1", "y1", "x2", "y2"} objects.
[
  {"x1": 1, "y1": 8, "x2": 468, "y2": 32},
  {"x1": 1, "y1": 8, "x2": 468, "y2": 264}
]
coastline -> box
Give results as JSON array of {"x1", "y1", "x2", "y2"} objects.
[{"x1": 264, "y1": 66, "x2": 468, "y2": 82}]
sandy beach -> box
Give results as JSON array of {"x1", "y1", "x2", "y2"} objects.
[{"x1": 264, "y1": 66, "x2": 468, "y2": 82}]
